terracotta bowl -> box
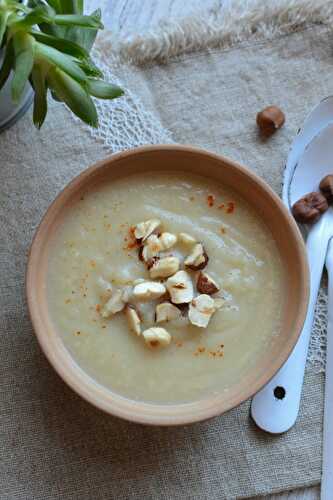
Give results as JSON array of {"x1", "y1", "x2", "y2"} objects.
[{"x1": 27, "y1": 145, "x2": 309, "y2": 425}]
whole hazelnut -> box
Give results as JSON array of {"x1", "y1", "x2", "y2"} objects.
[
  {"x1": 256, "y1": 106, "x2": 285, "y2": 135},
  {"x1": 292, "y1": 192, "x2": 328, "y2": 224},
  {"x1": 319, "y1": 175, "x2": 333, "y2": 203}
]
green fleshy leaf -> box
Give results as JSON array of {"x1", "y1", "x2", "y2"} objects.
[
  {"x1": 9, "y1": 6, "x2": 54, "y2": 31},
  {"x1": 54, "y1": 14, "x2": 103, "y2": 29},
  {"x1": 44, "y1": 0, "x2": 83, "y2": 14},
  {"x1": 87, "y1": 79, "x2": 124, "y2": 100},
  {"x1": 31, "y1": 64, "x2": 48, "y2": 128},
  {"x1": 44, "y1": 0, "x2": 62, "y2": 13},
  {"x1": 27, "y1": 0, "x2": 44, "y2": 7},
  {"x1": 29, "y1": 0, "x2": 65, "y2": 36},
  {"x1": 0, "y1": 11, "x2": 10, "y2": 48},
  {"x1": 0, "y1": 41, "x2": 14, "y2": 91},
  {"x1": 31, "y1": 31, "x2": 102, "y2": 78},
  {"x1": 11, "y1": 32, "x2": 34, "y2": 102},
  {"x1": 35, "y1": 42, "x2": 87, "y2": 82},
  {"x1": 76, "y1": 0, "x2": 83, "y2": 14},
  {"x1": 47, "y1": 66, "x2": 98, "y2": 127},
  {"x1": 80, "y1": 9, "x2": 102, "y2": 52},
  {"x1": 71, "y1": 8, "x2": 100, "y2": 51},
  {"x1": 78, "y1": 58, "x2": 103, "y2": 78},
  {"x1": 38, "y1": 21, "x2": 64, "y2": 38},
  {"x1": 51, "y1": 89, "x2": 61, "y2": 101},
  {"x1": 47, "y1": 66, "x2": 96, "y2": 125},
  {"x1": 8, "y1": 0, "x2": 28, "y2": 12},
  {"x1": 31, "y1": 30, "x2": 89, "y2": 59},
  {"x1": 58, "y1": 0, "x2": 82, "y2": 14}
]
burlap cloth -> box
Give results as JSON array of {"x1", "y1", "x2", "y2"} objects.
[{"x1": 1, "y1": 25, "x2": 330, "y2": 499}]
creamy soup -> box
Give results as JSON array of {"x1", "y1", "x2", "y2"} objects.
[{"x1": 47, "y1": 172, "x2": 284, "y2": 404}]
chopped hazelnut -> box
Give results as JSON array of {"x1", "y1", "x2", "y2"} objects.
[
  {"x1": 97, "y1": 277, "x2": 113, "y2": 300},
  {"x1": 292, "y1": 192, "x2": 328, "y2": 224},
  {"x1": 184, "y1": 243, "x2": 209, "y2": 271},
  {"x1": 139, "y1": 232, "x2": 178, "y2": 263},
  {"x1": 121, "y1": 285, "x2": 133, "y2": 303},
  {"x1": 142, "y1": 234, "x2": 163, "y2": 261},
  {"x1": 189, "y1": 294, "x2": 216, "y2": 328},
  {"x1": 134, "y1": 219, "x2": 161, "y2": 241},
  {"x1": 178, "y1": 232, "x2": 197, "y2": 248},
  {"x1": 133, "y1": 281, "x2": 166, "y2": 301},
  {"x1": 319, "y1": 175, "x2": 333, "y2": 203},
  {"x1": 256, "y1": 106, "x2": 285, "y2": 135},
  {"x1": 147, "y1": 256, "x2": 160, "y2": 270},
  {"x1": 125, "y1": 305, "x2": 141, "y2": 336},
  {"x1": 176, "y1": 303, "x2": 189, "y2": 316},
  {"x1": 101, "y1": 289, "x2": 125, "y2": 317},
  {"x1": 159, "y1": 232, "x2": 177, "y2": 250},
  {"x1": 142, "y1": 327, "x2": 171, "y2": 348},
  {"x1": 133, "y1": 278, "x2": 145, "y2": 286},
  {"x1": 197, "y1": 272, "x2": 220, "y2": 295},
  {"x1": 166, "y1": 270, "x2": 194, "y2": 304},
  {"x1": 156, "y1": 302, "x2": 182, "y2": 323},
  {"x1": 149, "y1": 256, "x2": 180, "y2": 279}
]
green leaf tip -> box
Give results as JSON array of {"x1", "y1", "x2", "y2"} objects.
[
  {"x1": 87, "y1": 79, "x2": 124, "y2": 100},
  {"x1": 54, "y1": 14, "x2": 103, "y2": 29},
  {"x1": 31, "y1": 65, "x2": 48, "y2": 129},
  {"x1": 11, "y1": 32, "x2": 34, "y2": 103},
  {"x1": 47, "y1": 66, "x2": 98, "y2": 127},
  {"x1": 0, "y1": 41, "x2": 14, "y2": 91}
]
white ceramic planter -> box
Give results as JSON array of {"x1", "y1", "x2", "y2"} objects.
[{"x1": 0, "y1": 51, "x2": 34, "y2": 132}]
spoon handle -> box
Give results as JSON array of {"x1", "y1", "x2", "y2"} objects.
[
  {"x1": 321, "y1": 240, "x2": 333, "y2": 499},
  {"x1": 251, "y1": 219, "x2": 328, "y2": 433}
]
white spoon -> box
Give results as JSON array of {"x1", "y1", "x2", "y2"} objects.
[{"x1": 251, "y1": 119, "x2": 333, "y2": 434}]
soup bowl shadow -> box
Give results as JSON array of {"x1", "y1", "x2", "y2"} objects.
[{"x1": 26, "y1": 145, "x2": 309, "y2": 426}]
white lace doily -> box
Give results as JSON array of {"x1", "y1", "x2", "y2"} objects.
[
  {"x1": 71, "y1": 40, "x2": 328, "y2": 374},
  {"x1": 72, "y1": 49, "x2": 173, "y2": 151},
  {"x1": 310, "y1": 280, "x2": 328, "y2": 373}
]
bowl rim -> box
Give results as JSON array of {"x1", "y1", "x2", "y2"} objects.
[{"x1": 26, "y1": 144, "x2": 309, "y2": 425}]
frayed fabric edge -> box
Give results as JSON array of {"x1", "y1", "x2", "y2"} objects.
[{"x1": 98, "y1": 0, "x2": 333, "y2": 66}]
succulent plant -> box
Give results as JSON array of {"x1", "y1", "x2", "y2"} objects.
[{"x1": 0, "y1": 0, "x2": 123, "y2": 128}]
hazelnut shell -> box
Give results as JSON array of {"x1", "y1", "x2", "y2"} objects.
[
  {"x1": 319, "y1": 174, "x2": 333, "y2": 203},
  {"x1": 256, "y1": 106, "x2": 285, "y2": 135},
  {"x1": 292, "y1": 192, "x2": 328, "y2": 224}
]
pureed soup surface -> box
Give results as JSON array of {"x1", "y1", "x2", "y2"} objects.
[{"x1": 47, "y1": 172, "x2": 284, "y2": 404}]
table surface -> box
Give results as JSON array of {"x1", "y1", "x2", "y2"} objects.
[{"x1": 95, "y1": 1, "x2": 320, "y2": 498}]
